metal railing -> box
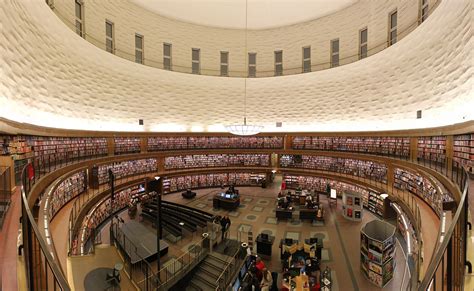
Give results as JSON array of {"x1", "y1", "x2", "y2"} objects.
[
  {"x1": 215, "y1": 246, "x2": 244, "y2": 291},
  {"x1": 50, "y1": 0, "x2": 440, "y2": 78}
]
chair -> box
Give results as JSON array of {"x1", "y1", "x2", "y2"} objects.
[{"x1": 106, "y1": 263, "x2": 123, "y2": 286}]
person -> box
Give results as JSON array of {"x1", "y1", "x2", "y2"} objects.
[
  {"x1": 220, "y1": 216, "x2": 227, "y2": 241},
  {"x1": 255, "y1": 257, "x2": 266, "y2": 281},
  {"x1": 260, "y1": 268, "x2": 273, "y2": 291}
]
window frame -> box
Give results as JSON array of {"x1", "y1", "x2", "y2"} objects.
[
  {"x1": 105, "y1": 20, "x2": 114, "y2": 54},
  {"x1": 420, "y1": 0, "x2": 429, "y2": 23},
  {"x1": 75, "y1": 0, "x2": 84, "y2": 38},
  {"x1": 163, "y1": 43, "x2": 172, "y2": 70},
  {"x1": 388, "y1": 9, "x2": 398, "y2": 46},
  {"x1": 359, "y1": 27, "x2": 368, "y2": 60},
  {"x1": 330, "y1": 39, "x2": 339, "y2": 68},
  {"x1": 302, "y1": 46, "x2": 311, "y2": 73},
  {"x1": 274, "y1": 50, "x2": 283, "y2": 76},
  {"x1": 248, "y1": 52, "x2": 257, "y2": 77},
  {"x1": 135, "y1": 33, "x2": 144, "y2": 64},
  {"x1": 192, "y1": 48, "x2": 200, "y2": 74},
  {"x1": 220, "y1": 51, "x2": 229, "y2": 76}
]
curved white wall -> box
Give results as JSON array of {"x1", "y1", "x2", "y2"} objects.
[
  {"x1": 52, "y1": 0, "x2": 430, "y2": 77},
  {"x1": 0, "y1": 0, "x2": 472, "y2": 132}
]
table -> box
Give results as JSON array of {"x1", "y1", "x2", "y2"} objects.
[
  {"x1": 213, "y1": 194, "x2": 240, "y2": 210},
  {"x1": 299, "y1": 208, "x2": 317, "y2": 221},
  {"x1": 182, "y1": 190, "x2": 196, "y2": 199},
  {"x1": 256, "y1": 234, "x2": 275, "y2": 257},
  {"x1": 276, "y1": 207, "x2": 293, "y2": 220}
]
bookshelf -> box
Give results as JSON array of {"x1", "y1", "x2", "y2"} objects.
[
  {"x1": 8, "y1": 138, "x2": 33, "y2": 160},
  {"x1": 391, "y1": 202, "x2": 418, "y2": 256},
  {"x1": 367, "y1": 192, "x2": 384, "y2": 217},
  {"x1": 162, "y1": 172, "x2": 267, "y2": 194},
  {"x1": 280, "y1": 155, "x2": 387, "y2": 183},
  {"x1": 164, "y1": 154, "x2": 270, "y2": 170},
  {"x1": 292, "y1": 136, "x2": 410, "y2": 158},
  {"x1": 417, "y1": 136, "x2": 447, "y2": 164},
  {"x1": 114, "y1": 137, "x2": 141, "y2": 154},
  {"x1": 360, "y1": 220, "x2": 396, "y2": 287},
  {"x1": 48, "y1": 170, "x2": 87, "y2": 220},
  {"x1": 453, "y1": 134, "x2": 474, "y2": 169},
  {"x1": 393, "y1": 168, "x2": 446, "y2": 215},
  {"x1": 342, "y1": 190, "x2": 363, "y2": 221},
  {"x1": 147, "y1": 136, "x2": 283, "y2": 151},
  {"x1": 0, "y1": 136, "x2": 10, "y2": 155},
  {"x1": 97, "y1": 158, "x2": 157, "y2": 184}
]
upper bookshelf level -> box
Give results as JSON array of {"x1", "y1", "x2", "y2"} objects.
[
  {"x1": 164, "y1": 154, "x2": 270, "y2": 170},
  {"x1": 114, "y1": 137, "x2": 141, "y2": 155},
  {"x1": 292, "y1": 136, "x2": 410, "y2": 158},
  {"x1": 280, "y1": 154, "x2": 388, "y2": 183},
  {"x1": 417, "y1": 136, "x2": 447, "y2": 165},
  {"x1": 453, "y1": 134, "x2": 474, "y2": 169},
  {"x1": 147, "y1": 136, "x2": 283, "y2": 151}
]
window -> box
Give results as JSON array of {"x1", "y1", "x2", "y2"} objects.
[
  {"x1": 163, "y1": 43, "x2": 172, "y2": 70},
  {"x1": 389, "y1": 10, "x2": 397, "y2": 46},
  {"x1": 330, "y1": 39, "x2": 339, "y2": 67},
  {"x1": 248, "y1": 53, "x2": 256, "y2": 77},
  {"x1": 135, "y1": 34, "x2": 143, "y2": 64},
  {"x1": 192, "y1": 48, "x2": 200, "y2": 74},
  {"x1": 359, "y1": 28, "x2": 368, "y2": 59},
  {"x1": 420, "y1": 0, "x2": 429, "y2": 23},
  {"x1": 274, "y1": 50, "x2": 283, "y2": 76},
  {"x1": 302, "y1": 47, "x2": 311, "y2": 73},
  {"x1": 220, "y1": 51, "x2": 229, "y2": 76},
  {"x1": 75, "y1": 0, "x2": 84, "y2": 37},
  {"x1": 105, "y1": 20, "x2": 114, "y2": 54}
]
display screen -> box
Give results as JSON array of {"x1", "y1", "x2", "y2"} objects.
[
  {"x1": 225, "y1": 194, "x2": 232, "y2": 199},
  {"x1": 330, "y1": 189, "x2": 337, "y2": 199},
  {"x1": 138, "y1": 184, "x2": 145, "y2": 193}
]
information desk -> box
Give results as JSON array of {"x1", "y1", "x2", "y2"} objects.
[
  {"x1": 213, "y1": 193, "x2": 240, "y2": 210},
  {"x1": 276, "y1": 207, "x2": 294, "y2": 220},
  {"x1": 255, "y1": 234, "x2": 275, "y2": 257},
  {"x1": 181, "y1": 190, "x2": 196, "y2": 199}
]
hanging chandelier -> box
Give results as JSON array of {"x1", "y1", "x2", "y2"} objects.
[{"x1": 226, "y1": 0, "x2": 263, "y2": 136}]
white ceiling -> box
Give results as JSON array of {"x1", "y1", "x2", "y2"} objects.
[{"x1": 129, "y1": 0, "x2": 358, "y2": 29}]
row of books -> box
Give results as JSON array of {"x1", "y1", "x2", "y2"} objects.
[
  {"x1": 280, "y1": 155, "x2": 388, "y2": 183},
  {"x1": 393, "y1": 168, "x2": 444, "y2": 214},
  {"x1": 453, "y1": 134, "x2": 474, "y2": 168},
  {"x1": 417, "y1": 136, "x2": 447, "y2": 164},
  {"x1": 292, "y1": 136, "x2": 410, "y2": 157},
  {"x1": 114, "y1": 137, "x2": 141, "y2": 154},
  {"x1": 162, "y1": 172, "x2": 266, "y2": 193},
  {"x1": 147, "y1": 136, "x2": 283, "y2": 151},
  {"x1": 98, "y1": 159, "x2": 157, "y2": 184},
  {"x1": 48, "y1": 171, "x2": 87, "y2": 219},
  {"x1": 164, "y1": 154, "x2": 270, "y2": 170}
]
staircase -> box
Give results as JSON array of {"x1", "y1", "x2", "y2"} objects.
[{"x1": 186, "y1": 252, "x2": 231, "y2": 291}]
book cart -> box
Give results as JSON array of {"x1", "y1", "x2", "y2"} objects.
[{"x1": 360, "y1": 220, "x2": 396, "y2": 287}]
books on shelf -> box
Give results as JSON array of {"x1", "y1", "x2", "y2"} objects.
[
  {"x1": 48, "y1": 170, "x2": 87, "y2": 220},
  {"x1": 98, "y1": 159, "x2": 157, "y2": 184},
  {"x1": 280, "y1": 155, "x2": 387, "y2": 183},
  {"x1": 453, "y1": 134, "x2": 474, "y2": 169},
  {"x1": 147, "y1": 136, "x2": 283, "y2": 151},
  {"x1": 292, "y1": 136, "x2": 410, "y2": 157},
  {"x1": 162, "y1": 172, "x2": 266, "y2": 194},
  {"x1": 164, "y1": 154, "x2": 270, "y2": 170},
  {"x1": 114, "y1": 137, "x2": 141, "y2": 154},
  {"x1": 417, "y1": 136, "x2": 446, "y2": 164}
]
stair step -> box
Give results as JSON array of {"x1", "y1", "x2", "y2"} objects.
[
  {"x1": 197, "y1": 265, "x2": 221, "y2": 278},
  {"x1": 186, "y1": 283, "x2": 202, "y2": 291},
  {"x1": 194, "y1": 271, "x2": 218, "y2": 286},
  {"x1": 190, "y1": 275, "x2": 216, "y2": 290},
  {"x1": 202, "y1": 260, "x2": 224, "y2": 272},
  {"x1": 208, "y1": 253, "x2": 230, "y2": 264}
]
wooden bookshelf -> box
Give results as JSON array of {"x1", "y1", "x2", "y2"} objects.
[
  {"x1": 147, "y1": 136, "x2": 283, "y2": 151},
  {"x1": 49, "y1": 170, "x2": 86, "y2": 220},
  {"x1": 417, "y1": 136, "x2": 447, "y2": 164},
  {"x1": 98, "y1": 158, "x2": 157, "y2": 184},
  {"x1": 164, "y1": 154, "x2": 270, "y2": 170},
  {"x1": 292, "y1": 136, "x2": 410, "y2": 158},
  {"x1": 114, "y1": 137, "x2": 141, "y2": 155},
  {"x1": 162, "y1": 172, "x2": 266, "y2": 194},
  {"x1": 453, "y1": 134, "x2": 474, "y2": 169},
  {"x1": 280, "y1": 155, "x2": 388, "y2": 183}
]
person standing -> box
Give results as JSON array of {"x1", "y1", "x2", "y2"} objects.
[{"x1": 260, "y1": 268, "x2": 273, "y2": 291}]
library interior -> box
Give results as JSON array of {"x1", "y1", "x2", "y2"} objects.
[{"x1": 0, "y1": 0, "x2": 472, "y2": 291}]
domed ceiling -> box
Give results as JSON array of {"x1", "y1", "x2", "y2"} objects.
[{"x1": 129, "y1": 0, "x2": 358, "y2": 29}]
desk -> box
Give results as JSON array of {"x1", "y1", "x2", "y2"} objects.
[
  {"x1": 182, "y1": 190, "x2": 196, "y2": 199},
  {"x1": 276, "y1": 208, "x2": 293, "y2": 220},
  {"x1": 256, "y1": 234, "x2": 275, "y2": 257},
  {"x1": 213, "y1": 195, "x2": 240, "y2": 210},
  {"x1": 299, "y1": 209, "x2": 317, "y2": 221}
]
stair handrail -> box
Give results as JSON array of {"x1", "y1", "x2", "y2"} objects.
[{"x1": 215, "y1": 243, "x2": 243, "y2": 291}]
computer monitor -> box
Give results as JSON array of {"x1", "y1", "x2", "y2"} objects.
[
  {"x1": 289, "y1": 267, "x2": 301, "y2": 277},
  {"x1": 285, "y1": 238, "x2": 293, "y2": 245},
  {"x1": 220, "y1": 193, "x2": 226, "y2": 197},
  {"x1": 225, "y1": 194, "x2": 232, "y2": 199},
  {"x1": 261, "y1": 233, "x2": 269, "y2": 241}
]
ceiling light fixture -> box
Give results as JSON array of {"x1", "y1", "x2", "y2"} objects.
[{"x1": 226, "y1": 0, "x2": 263, "y2": 136}]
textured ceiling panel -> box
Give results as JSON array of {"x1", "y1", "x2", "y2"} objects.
[{"x1": 0, "y1": 0, "x2": 472, "y2": 132}]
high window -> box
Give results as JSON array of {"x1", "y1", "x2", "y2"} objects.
[
  {"x1": 220, "y1": 51, "x2": 229, "y2": 76},
  {"x1": 330, "y1": 39, "x2": 339, "y2": 67},
  {"x1": 302, "y1": 47, "x2": 311, "y2": 73},
  {"x1": 192, "y1": 48, "x2": 200, "y2": 74},
  {"x1": 163, "y1": 43, "x2": 172, "y2": 70},
  {"x1": 248, "y1": 53, "x2": 257, "y2": 77},
  {"x1": 105, "y1": 20, "x2": 114, "y2": 54},
  {"x1": 75, "y1": 0, "x2": 84, "y2": 37},
  {"x1": 274, "y1": 50, "x2": 283, "y2": 76},
  {"x1": 359, "y1": 28, "x2": 368, "y2": 59},
  {"x1": 389, "y1": 10, "x2": 398, "y2": 46},
  {"x1": 420, "y1": 0, "x2": 429, "y2": 23},
  {"x1": 135, "y1": 34, "x2": 144, "y2": 64}
]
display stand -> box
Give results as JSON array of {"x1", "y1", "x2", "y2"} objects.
[
  {"x1": 342, "y1": 190, "x2": 363, "y2": 221},
  {"x1": 360, "y1": 220, "x2": 396, "y2": 287},
  {"x1": 328, "y1": 188, "x2": 337, "y2": 208},
  {"x1": 320, "y1": 266, "x2": 332, "y2": 291}
]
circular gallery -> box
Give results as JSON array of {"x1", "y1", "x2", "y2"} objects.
[{"x1": 0, "y1": 0, "x2": 472, "y2": 290}]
